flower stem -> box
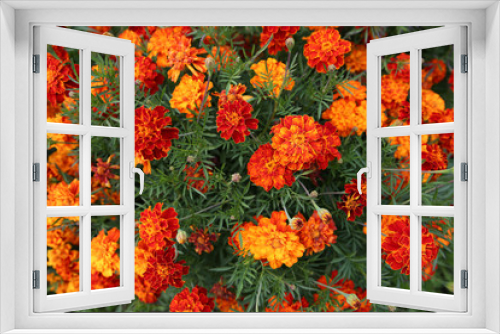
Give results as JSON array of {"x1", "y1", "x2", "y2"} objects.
[
  {"x1": 179, "y1": 200, "x2": 227, "y2": 221},
  {"x1": 196, "y1": 72, "x2": 211, "y2": 123}
]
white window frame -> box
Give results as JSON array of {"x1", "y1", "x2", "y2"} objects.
[
  {"x1": 366, "y1": 26, "x2": 467, "y2": 312},
  {"x1": 1, "y1": 1, "x2": 499, "y2": 333},
  {"x1": 33, "y1": 26, "x2": 136, "y2": 312}
]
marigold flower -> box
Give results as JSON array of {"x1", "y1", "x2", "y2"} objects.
[
  {"x1": 303, "y1": 28, "x2": 351, "y2": 73},
  {"x1": 134, "y1": 56, "x2": 165, "y2": 95},
  {"x1": 228, "y1": 221, "x2": 255, "y2": 255},
  {"x1": 250, "y1": 58, "x2": 294, "y2": 97},
  {"x1": 322, "y1": 98, "x2": 366, "y2": 137},
  {"x1": 247, "y1": 143, "x2": 296, "y2": 191},
  {"x1": 47, "y1": 132, "x2": 79, "y2": 180},
  {"x1": 260, "y1": 26, "x2": 300, "y2": 55},
  {"x1": 91, "y1": 227, "x2": 120, "y2": 277},
  {"x1": 47, "y1": 243, "x2": 79, "y2": 281},
  {"x1": 216, "y1": 100, "x2": 259, "y2": 143},
  {"x1": 139, "y1": 203, "x2": 180, "y2": 250},
  {"x1": 266, "y1": 292, "x2": 309, "y2": 312},
  {"x1": 421, "y1": 89, "x2": 445, "y2": 123},
  {"x1": 118, "y1": 29, "x2": 143, "y2": 56},
  {"x1": 209, "y1": 46, "x2": 236, "y2": 70},
  {"x1": 422, "y1": 59, "x2": 447, "y2": 89},
  {"x1": 337, "y1": 177, "x2": 367, "y2": 222},
  {"x1": 211, "y1": 281, "x2": 245, "y2": 312},
  {"x1": 215, "y1": 84, "x2": 252, "y2": 107},
  {"x1": 47, "y1": 179, "x2": 80, "y2": 206},
  {"x1": 315, "y1": 270, "x2": 372, "y2": 312},
  {"x1": 47, "y1": 51, "x2": 79, "y2": 107},
  {"x1": 345, "y1": 44, "x2": 367, "y2": 73},
  {"x1": 91, "y1": 272, "x2": 120, "y2": 290},
  {"x1": 422, "y1": 144, "x2": 448, "y2": 171},
  {"x1": 387, "y1": 53, "x2": 410, "y2": 83},
  {"x1": 89, "y1": 26, "x2": 111, "y2": 34},
  {"x1": 134, "y1": 240, "x2": 151, "y2": 277},
  {"x1": 289, "y1": 213, "x2": 306, "y2": 231},
  {"x1": 164, "y1": 34, "x2": 207, "y2": 82},
  {"x1": 241, "y1": 211, "x2": 305, "y2": 269},
  {"x1": 381, "y1": 74, "x2": 409, "y2": 111},
  {"x1": 91, "y1": 154, "x2": 119, "y2": 188},
  {"x1": 430, "y1": 107, "x2": 454, "y2": 124},
  {"x1": 184, "y1": 162, "x2": 213, "y2": 194},
  {"x1": 188, "y1": 226, "x2": 219, "y2": 255},
  {"x1": 47, "y1": 273, "x2": 79, "y2": 294},
  {"x1": 129, "y1": 26, "x2": 157, "y2": 39},
  {"x1": 169, "y1": 74, "x2": 213, "y2": 119},
  {"x1": 314, "y1": 122, "x2": 343, "y2": 170},
  {"x1": 143, "y1": 248, "x2": 189, "y2": 291},
  {"x1": 169, "y1": 286, "x2": 215, "y2": 312},
  {"x1": 299, "y1": 211, "x2": 338, "y2": 255},
  {"x1": 147, "y1": 26, "x2": 193, "y2": 68},
  {"x1": 135, "y1": 274, "x2": 161, "y2": 304},
  {"x1": 135, "y1": 105, "x2": 179, "y2": 172}
]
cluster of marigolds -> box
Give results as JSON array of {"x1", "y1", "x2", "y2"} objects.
[{"x1": 45, "y1": 25, "x2": 455, "y2": 312}]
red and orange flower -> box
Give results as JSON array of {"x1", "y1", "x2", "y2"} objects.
[
  {"x1": 303, "y1": 28, "x2": 351, "y2": 72},
  {"x1": 143, "y1": 248, "x2": 189, "y2": 291},
  {"x1": 299, "y1": 211, "x2": 338, "y2": 255},
  {"x1": 139, "y1": 203, "x2": 180, "y2": 250},
  {"x1": 134, "y1": 56, "x2": 165, "y2": 95},
  {"x1": 169, "y1": 286, "x2": 214, "y2": 312},
  {"x1": 216, "y1": 100, "x2": 259, "y2": 143},
  {"x1": 260, "y1": 26, "x2": 300, "y2": 55},
  {"x1": 188, "y1": 226, "x2": 219, "y2": 255}
]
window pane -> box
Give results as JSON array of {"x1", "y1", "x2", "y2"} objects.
[
  {"x1": 47, "y1": 134, "x2": 80, "y2": 206},
  {"x1": 47, "y1": 45, "x2": 80, "y2": 124},
  {"x1": 91, "y1": 137, "x2": 120, "y2": 205},
  {"x1": 381, "y1": 215, "x2": 410, "y2": 290},
  {"x1": 421, "y1": 134, "x2": 454, "y2": 206},
  {"x1": 421, "y1": 217, "x2": 454, "y2": 295},
  {"x1": 47, "y1": 216, "x2": 80, "y2": 294},
  {"x1": 91, "y1": 216, "x2": 120, "y2": 290},
  {"x1": 421, "y1": 45, "x2": 454, "y2": 124},
  {"x1": 91, "y1": 52, "x2": 121, "y2": 127},
  {"x1": 380, "y1": 52, "x2": 410, "y2": 127},
  {"x1": 381, "y1": 137, "x2": 410, "y2": 205}
]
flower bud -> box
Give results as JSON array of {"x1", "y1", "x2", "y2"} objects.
[
  {"x1": 102, "y1": 32, "x2": 114, "y2": 37},
  {"x1": 327, "y1": 64, "x2": 336, "y2": 72},
  {"x1": 337, "y1": 158, "x2": 343, "y2": 164},
  {"x1": 230, "y1": 215, "x2": 236, "y2": 220},
  {"x1": 317, "y1": 208, "x2": 333, "y2": 223},
  {"x1": 205, "y1": 57, "x2": 216, "y2": 71},
  {"x1": 309, "y1": 190, "x2": 319, "y2": 199},
  {"x1": 176, "y1": 230, "x2": 188, "y2": 244},
  {"x1": 285, "y1": 37, "x2": 295, "y2": 51},
  {"x1": 346, "y1": 293, "x2": 361, "y2": 310},
  {"x1": 387, "y1": 305, "x2": 397, "y2": 312},
  {"x1": 186, "y1": 155, "x2": 195, "y2": 163},
  {"x1": 169, "y1": 166, "x2": 175, "y2": 171},
  {"x1": 289, "y1": 216, "x2": 305, "y2": 231},
  {"x1": 231, "y1": 173, "x2": 242, "y2": 183}
]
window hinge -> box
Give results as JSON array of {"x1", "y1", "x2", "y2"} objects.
[
  {"x1": 461, "y1": 162, "x2": 468, "y2": 181},
  {"x1": 33, "y1": 163, "x2": 40, "y2": 182},
  {"x1": 33, "y1": 270, "x2": 40, "y2": 289},
  {"x1": 33, "y1": 54, "x2": 40, "y2": 73},
  {"x1": 461, "y1": 270, "x2": 468, "y2": 289},
  {"x1": 461, "y1": 54, "x2": 468, "y2": 73}
]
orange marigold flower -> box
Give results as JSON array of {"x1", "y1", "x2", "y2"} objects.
[
  {"x1": 299, "y1": 211, "x2": 338, "y2": 255},
  {"x1": 47, "y1": 179, "x2": 80, "y2": 206},
  {"x1": 422, "y1": 144, "x2": 448, "y2": 171},
  {"x1": 314, "y1": 122, "x2": 343, "y2": 170},
  {"x1": 322, "y1": 98, "x2": 366, "y2": 137},
  {"x1": 91, "y1": 154, "x2": 119, "y2": 188},
  {"x1": 422, "y1": 59, "x2": 447, "y2": 89},
  {"x1": 215, "y1": 84, "x2": 252, "y2": 107},
  {"x1": 170, "y1": 286, "x2": 215, "y2": 312},
  {"x1": 135, "y1": 105, "x2": 179, "y2": 170},
  {"x1": 47, "y1": 243, "x2": 79, "y2": 281},
  {"x1": 303, "y1": 28, "x2": 351, "y2": 73},
  {"x1": 387, "y1": 53, "x2": 410, "y2": 83},
  {"x1": 337, "y1": 176, "x2": 367, "y2": 222},
  {"x1": 89, "y1": 26, "x2": 111, "y2": 34},
  {"x1": 91, "y1": 272, "x2": 120, "y2": 290},
  {"x1": 430, "y1": 107, "x2": 454, "y2": 124},
  {"x1": 247, "y1": 143, "x2": 296, "y2": 191},
  {"x1": 143, "y1": 248, "x2": 189, "y2": 291},
  {"x1": 139, "y1": 203, "x2": 180, "y2": 250},
  {"x1": 118, "y1": 29, "x2": 143, "y2": 56},
  {"x1": 188, "y1": 226, "x2": 219, "y2": 255},
  {"x1": 147, "y1": 26, "x2": 192, "y2": 68},
  {"x1": 266, "y1": 292, "x2": 309, "y2": 312},
  {"x1": 90, "y1": 227, "x2": 120, "y2": 277},
  {"x1": 211, "y1": 281, "x2": 245, "y2": 312},
  {"x1": 260, "y1": 26, "x2": 300, "y2": 55},
  {"x1": 250, "y1": 58, "x2": 295, "y2": 97},
  {"x1": 421, "y1": 89, "x2": 445, "y2": 123},
  {"x1": 169, "y1": 74, "x2": 213, "y2": 119},
  {"x1": 381, "y1": 74, "x2": 409, "y2": 111},
  {"x1": 228, "y1": 221, "x2": 255, "y2": 255},
  {"x1": 241, "y1": 211, "x2": 305, "y2": 269},
  {"x1": 47, "y1": 52, "x2": 78, "y2": 107},
  {"x1": 316, "y1": 270, "x2": 372, "y2": 312},
  {"x1": 47, "y1": 132, "x2": 79, "y2": 180},
  {"x1": 381, "y1": 216, "x2": 439, "y2": 276},
  {"x1": 216, "y1": 100, "x2": 259, "y2": 143},
  {"x1": 47, "y1": 273, "x2": 80, "y2": 294},
  {"x1": 344, "y1": 44, "x2": 367, "y2": 73},
  {"x1": 134, "y1": 56, "x2": 165, "y2": 95},
  {"x1": 134, "y1": 240, "x2": 151, "y2": 277},
  {"x1": 164, "y1": 34, "x2": 207, "y2": 82},
  {"x1": 184, "y1": 162, "x2": 213, "y2": 194},
  {"x1": 135, "y1": 274, "x2": 161, "y2": 304}
]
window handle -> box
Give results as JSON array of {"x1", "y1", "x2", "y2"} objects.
[
  {"x1": 129, "y1": 162, "x2": 145, "y2": 195},
  {"x1": 357, "y1": 162, "x2": 371, "y2": 195}
]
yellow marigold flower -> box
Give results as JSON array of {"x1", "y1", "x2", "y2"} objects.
[
  {"x1": 118, "y1": 29, "x2": 143, "y2": 56},
  {"x1": 90, "y1": 227, "x2": 120, "y2": 278},
  {"x1": 241, "y1": 211, "x2": 305, "y2": 269},
  {"x1": 250, "y1": 58, "x2": 294, "y2": 97},
  {"x1": 345, "y1": 44, "x2": 367, "y2": 73},
  {"x1": 421, "y1": 89, "x2": 445, "y2": 123},
  {"x1": 322, "y1": 98, "x2": 366, "y2": 137},
  {"x1": 169, "y1": 74, "x2": 213, "y2": 119}
]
